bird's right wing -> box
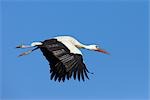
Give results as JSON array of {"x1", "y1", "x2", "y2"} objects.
[{"x1": 39, "y1": 39, "x2": 90, "y2": 82}]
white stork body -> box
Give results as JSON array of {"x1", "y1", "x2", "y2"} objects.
[
  {"x1": 54, "y1": 36, "x2": 83, "y2": 55},
  {"x1": 16, "y1": 36, "x2": 109, "y2": 82}
]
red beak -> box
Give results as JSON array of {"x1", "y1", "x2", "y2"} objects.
[{"x1": 95, "y1": 48, "x2": 110, "y2": 55}]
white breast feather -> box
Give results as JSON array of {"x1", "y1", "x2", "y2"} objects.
[{"x1": 54, "y1": 36, "x2": 83, "y2": 55}]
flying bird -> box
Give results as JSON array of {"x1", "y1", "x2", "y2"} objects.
[{"x1": 16, "y1": 36, "x2": 109, "y2": 82}]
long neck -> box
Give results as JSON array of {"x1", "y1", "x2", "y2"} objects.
[
  {"x1": 75, "y1": 42, "x2": 93, "y2": 50},
  {"x1": 71, "y1": 39, "x2": 93, "y2": 50},
  {"x1": 81, "y1": 45, "x2": 93, "y2": 50}
]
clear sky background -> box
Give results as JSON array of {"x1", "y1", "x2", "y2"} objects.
[{"x1": 1, "y1": 0, "x2": 148, "y2": 100}]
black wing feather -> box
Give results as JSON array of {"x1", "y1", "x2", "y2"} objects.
[{"x1": 39, "y1": 39, "x2": 91, "y2": 82}]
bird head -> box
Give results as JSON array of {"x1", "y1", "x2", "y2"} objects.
[{"x1": 88, "y1": 45, "x2": 110, "y2": 55}]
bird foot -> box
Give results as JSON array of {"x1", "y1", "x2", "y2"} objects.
[{"x1": 18, "y1": 50, "x2": 32, "y2": 57}]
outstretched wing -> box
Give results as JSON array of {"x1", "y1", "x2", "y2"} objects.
[{"x1": 39, "y1": 39, "x2": 90, "y2": 82}]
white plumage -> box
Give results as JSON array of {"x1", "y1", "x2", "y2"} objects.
[
  {"x1": 16, "y1": 36, "x2": 109, "y2": 82},
  {"x1": 54, "y1": 36, "x2": 83, "y2": 55}
]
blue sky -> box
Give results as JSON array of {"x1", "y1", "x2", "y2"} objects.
[{"x1": 1, "y1": 0, "x2": 149, "y2": 100}]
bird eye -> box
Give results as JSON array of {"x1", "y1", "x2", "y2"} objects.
[{"x1": 96, "y1": 45, "x2": 99, "y2": 48}]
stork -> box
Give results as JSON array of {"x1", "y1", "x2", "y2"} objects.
[{"x1": 16, "y1": 36, "x2": 109, "y2": 82}]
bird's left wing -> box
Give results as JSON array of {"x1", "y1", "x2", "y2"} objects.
[{"x1": 39, "y1": 39, "x2": 90, "y2": 82}]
